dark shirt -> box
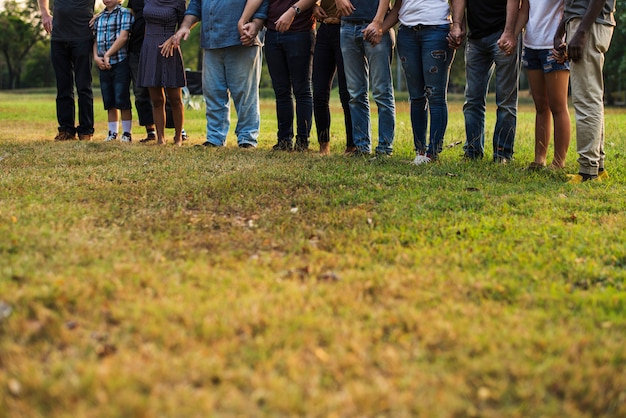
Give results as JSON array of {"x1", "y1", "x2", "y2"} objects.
[
  {"x1": 127, "y1": 0, "x2": 146, "y2": 54},
  {"x1": 341, "y1": 0, "x2": 388, "y2": 23},
  {"x1": 466, "y1": 0, "x2": 508, "y2": 39},
  {"x1": 51, "y1": 0, "x2": 95, "y2": 41},
  {"x1": 267, "y1": 0, "x2": 314, "y2": 32}
]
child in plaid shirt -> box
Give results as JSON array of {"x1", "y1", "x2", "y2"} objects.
[{"x1": 93, "y1": 0, "x2": 134, "y2": 142}]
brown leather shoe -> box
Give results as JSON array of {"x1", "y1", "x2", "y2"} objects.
[
  {"x1": 319, "y1": 142, "x2": 330, "y2": 155},
  {"x1": 54, "y1": 131, "x2": 76, "y2": 141},
  {"x1": 344, "y1": 146, "x2": 357, "y2": 155},
  {"x1": 78, "y1": 134, "x2": 93, "y2": 141}
]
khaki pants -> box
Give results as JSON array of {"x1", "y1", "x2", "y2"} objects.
[{"x1": 567, "y1": 19, "x2": 614, "y2": 175}]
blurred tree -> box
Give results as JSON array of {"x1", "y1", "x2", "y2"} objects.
[
  {"x1": 0, "y1": 0, "x2": 46, "y2": 89},
  {"x1": 605, "y1": 0, "x2": 626, "y2": 104}
]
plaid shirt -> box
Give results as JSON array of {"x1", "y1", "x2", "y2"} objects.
[{"x1": 94, "y1": 5, "x2": 134, "y2": 65}]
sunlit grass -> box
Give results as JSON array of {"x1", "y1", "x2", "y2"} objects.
[{"x1": 0, "y1": 90, "x2": 625, "y2": 417}]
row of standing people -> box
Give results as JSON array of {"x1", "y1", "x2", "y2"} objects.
[{"x1": 38, "y1": 0, "x2": 616, "y2": 182}]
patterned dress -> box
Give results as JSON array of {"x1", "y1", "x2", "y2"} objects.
[{"x1": 137, "y1": 0, "x2": 186, "y2": 88}]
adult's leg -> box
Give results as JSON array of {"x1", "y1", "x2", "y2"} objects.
[
  {"x1": 332, "y1": 23, "x2": 354, "y2": 150},
  {"x1": 366, "y1": 31, "x2": 396, "y2": 155},
  {"x1": 493, "y1": 33, "x2": 520, "y2": 161},
  {"x1": 313, "y1": 23, "x2": 337, "y2": 146},
  {"x1": 545, "y1": 69, "x2": 570, "y2": 168},
  {"x1": 203, "y1": 48, "x2": 231, "y2": 146},
  {"x1": 166, "y1": 87, "x2": 184, "y2": 145},
  {"x1": 227, "y1": 45, "x2": 262, "y2": 147},
  {"x1": 421, "y1": 25, "x2": 454, "y2": 158},
  {"x1": 129, "y1": 51, "x2": 154, "y2": 130},
  {"x1": 341, "y1": 22, "x2": 371, "y2": 153},
  {"x1": 397, "y1": 25, "x2": 427, "y2": 154},
  {"x1": 285, "y1": 30, "x2": 314, "y2": 150},
  {"x1": 265, "y1": 30, "x2": 295, "y2": 146},
  {"x1": 72, "y1": 39, "x2": 95, "y2": 137},
  {"x1": 463, "y1": 36, "x2": 494, "y2": 159},
  {"x1": 50, "y1": 41, "x2": 76, "y2": 136},
  {"x1": 568, "y1": 19, "x2": 613, "y2": 176},
  {"x1": 149, "y1": 87, "x2": 167, "y2": 144},
  {"x1": 527, "y1": 68, "x2": 551, "y2": 165}
]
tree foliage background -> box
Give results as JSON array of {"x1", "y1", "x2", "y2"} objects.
[{"x1": 0, "y1": 0, "x2": 625, "y2": 99}]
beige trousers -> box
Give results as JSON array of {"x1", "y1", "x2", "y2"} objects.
[{"x1": 567, "y1": 19, "x2": 614, "y2": 175}]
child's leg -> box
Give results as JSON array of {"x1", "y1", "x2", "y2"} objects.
[
  {"x1": 108, "y1": 108, "x2": 120, "y2": 135},
  {"x1": 121, "y1": 108, "x2": 133, "y2": 135}
]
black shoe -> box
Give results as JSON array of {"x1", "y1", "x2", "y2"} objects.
[
  {"x1": 294, "y1": 136, "x2": 309, "y2": 152},
  {"x1": 139, "y1": 133, "x2": 157, "y2": 143},
  {"x1": 195, "y1": 141, "x2": 218, "y2": 148},
  {"x1": 350, "y1": 149, "x2": 370, "y2": 158},
  {"x1": 238, "y1": 143, "x2": 254, "y2": 149},
  {"x1": 272, "y1": 139, "x2": 293, "y2": 151},
  {"x1": 493, "y1": 156, "x2": 509, "y2": 165}
]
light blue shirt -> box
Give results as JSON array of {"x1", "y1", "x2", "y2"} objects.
[{"x1": 185, "y1": 0, "x2": 268, "y2": 49}]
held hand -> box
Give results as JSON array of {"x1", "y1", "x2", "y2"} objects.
[
  {"x1": 335, "y1": 0, "x2": 355, "y2": 17},
  {"x1": 240, "y1": 21, "x2": 260, "y2": 46},
  {"x1": 103, "y1": 55, "x2": 111, "y2": 69},
  {"x1": 497, "y1": 32, "x2": 517, "y2": 55},
  {"x1": 159, "y1": 36, "x2": 178, "y2": 57},
  {"x1": 172, "y1": 28, "x2": 190, "y2": 49},
  {"x1": 94, "y1": 56, "x2": 107, "y2": 71},
  {"x1": 567, "y1": 31, "x2": 585, "y2": 62},
  {"x1": 552, "y1": 42, "x2": 568, "y2": 64},
  {"x1": 41, "y1": 14, "x2": 53, "y2": 34},
  {"x1": 275, "y1": 8, "x2": 296, "y2": 33},
  {"x1": 312, "y1": 5, "x2": 328, "y2": 21},
  {"x1": 447, "y1": 25, "x2": 465, "y2": 49},
  {"x1": 362, "y1": 22, "x2": 383, "y2": 46},
  {"x1": 89, "y1": 12, "x2": 102, "y2": 29}
]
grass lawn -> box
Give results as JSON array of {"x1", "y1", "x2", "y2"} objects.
[{"x1": 0, "y1": 89, "x2": 625, "y2": 417}]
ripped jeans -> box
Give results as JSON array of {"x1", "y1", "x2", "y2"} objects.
[{"x1": 397, "y1": 24, "x2": 454, "y2": 157}]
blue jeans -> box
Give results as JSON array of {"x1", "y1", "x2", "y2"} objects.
[
  {"x1": 463, "y1": 30, "x2": 520, "y2": 160},
  {"x1": 397, "y1": 24, "x2": 454, "y2": 158},
  {"x1": 264, "y1": 30, "x2": 314, "y2": 142},
  {"x1": 340, "y1": 21, "x2": 395, "y2": 154},
  {"x1": 202, "y1": 44, "x2": 263, "y2": 147},
  {"x1": 50, "y1": 39, "x2": 94, "y2": 136},
  {"x1": 99, "y1": 59, "x2": 132, "y2": 111}
]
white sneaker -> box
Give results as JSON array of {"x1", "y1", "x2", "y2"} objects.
[
  {"x1": 120, "y1": 132, "x2": 132, "y2": 143},
  {"x1": 411, "y1": 153, "x2": 432, "y2": 166},
  {"x1": 104, "y1": 131, "x2": 117, "y2": 142}
]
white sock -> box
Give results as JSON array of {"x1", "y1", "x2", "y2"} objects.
[
  {"x1": 108, "y1": 122, "x2": 118, "y2": 134},
  {"x1": 122, "y1": 120, "x2": 132, "y2": 134}
]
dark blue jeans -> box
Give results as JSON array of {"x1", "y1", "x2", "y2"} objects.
[
  {"x1": 264, "y1": 30, "x2": 314, "y2": 141},
  {"x1": 397, "y1": 24, "x2": 454, "y2": 157},
  {"x1": 99, "y1": 59, "x2": 132, "y2": 111},
  {"x1": 50, "y1": 39, "x2": 94, "y2": 136},
  {"x1": 312, "y1": 22, "x2": 353, "y2": 147}
]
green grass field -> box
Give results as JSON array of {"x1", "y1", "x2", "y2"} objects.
[{"x1": 0, "y1": 89, "x2": 625, "y2": 417}]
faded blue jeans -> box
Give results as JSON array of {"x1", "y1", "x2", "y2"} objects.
[
  {"x1": 340, "y1": 21, "x2": 395, "y2": 154},
  {"x1": 397, "y1": 24, "x2": 454, "y2": 158},
  {"x1": 463, "y1": 30, "x2": 520, "y2": 160},
  {"x1": 202, "y1": 44, "x2": 263, "y2": 147}
]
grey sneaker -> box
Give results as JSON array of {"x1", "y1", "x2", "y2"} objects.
[
  {"x1": 120, "y1": 132, "x2": 132, "y2": 143},
  {"x1": 104, "y1": 131, "x2": 118, "y2": 142}
]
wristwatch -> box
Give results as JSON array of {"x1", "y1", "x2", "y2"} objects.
[{"x1": 292, "y1": 5, "x2": 301, "y2": 15}]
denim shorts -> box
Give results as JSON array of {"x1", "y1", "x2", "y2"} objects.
[
  {"x1": 522, "y1": 47, "x2": 569, "y2": 73},
  {"x1": 99, "y1": 59, "x2": 132, "y2": 110}
]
